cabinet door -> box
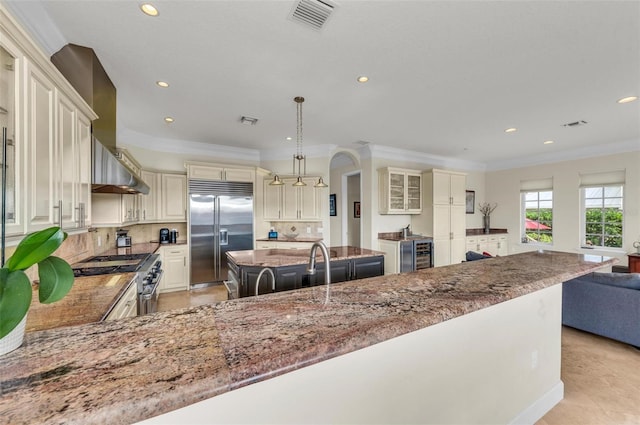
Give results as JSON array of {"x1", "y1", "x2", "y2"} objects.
[
  {"x1": 274, "y1": 265, "x2": 304, "y2": 292},
  {"x1": 139, "y1": 170, "x2": 159, "y2": 222},
  {"x1": 76, "y1": 112, "x2": 91, "y2": 228},
  {"x1": 497, "y1": 236, "x2": 508, "y2": 256},
  {"x1": 281, "y1": 180, "x2": 299, "y2": 220},
  {"x1": 406, "y1": 173, "x2": 422, "y2": 212},
  {"x1": 0, "y1": 44, "x2": 21, "y2": 235},
  {"x1": 298, "y1": 177, "x2": 320, "y2": 220},
  {"x1": 188, "y1": 164, "x2": 224, "y2": 181},
  {"x1": 432, "y1": 172, "x2": 451, "y2": 205},
  {"x1": 450, "y1": 204, "x2": 467, "y2": 264},
  {"x1": 388, "y1": 172, "x2": 406, "y2": 212},
  {"x1": 450, "y1": 173, "x2": 466, "y2": 205},
  {"x1": 432, "y1": 204, "x2": 452, "y2": 267},
  {"x1": 224, "y1": 168, "x2": 254, "y2": 182},
  {"x1": 314, "y1": 260, "x2": 350, "y2": 285},
  {"x1": 161, "y1": 174, "x2": 187, "y2": 221},
  {"x1": 26, "y1": 63, "x2": 57, "y2": 231},
  {"x1": 162, "y1": 247, "x2": 189, "y2": 292},
  {"x1": 263, "y1": 179, "x2": 282, "y2": 220},
  {"x1": 56, "y1": 90, "x2": 77, "y2": 229},
  {"x1": 351, "y1": 256, "x2": 384, "y2": 280}
]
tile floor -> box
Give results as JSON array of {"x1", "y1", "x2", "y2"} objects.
[{"x1": 157, "y1": 288, "x2": 640, "y2": 424}]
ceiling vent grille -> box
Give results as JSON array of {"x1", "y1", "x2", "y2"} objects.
[
  {"x1": 563, "y1": 120, "x2": 588, "y2": 127},
  {"x1": 289, "y1": 0, "x2": 336, "y2": 31}
]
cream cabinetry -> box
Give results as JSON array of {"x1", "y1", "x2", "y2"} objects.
[
  {"x1": 104, "y1": 279, "x2": 138, "y2": 321},
  {"x1": 412, "y1": 169, "x2": 467, "y2": 267},
  {"x1": 138, "y1": 170, "x2": 160, "y2": 222},
  {"x1": 466, "y1": 234, "x2": 508, "y2": 256},
  {"x1": 378, "y1": 167, "x2": 422, "y2": 214},
  {"x1": 92, "y1": 171, "x2": 186, "y2": 226},
  {"x1": 25, "y1": 63, "x2": 95, "y2": 233},
  {"x1": 158, "y1": 245, "x2": 189, "y2": 293},
  {"x1": 187, "y1": 163, "x2": 255, "y2": 183},
  {"x1": 263, "y1": 177, "x2": 322, "y2": 221},
  {"x1": 160, "y1": 173, "x2": 187, "y2": 221},
  {"x1": 1, "y1": 6, "x2": 97, "y2": 236}
]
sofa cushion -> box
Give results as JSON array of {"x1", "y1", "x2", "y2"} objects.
[
  {"x1": 465, "y1": 251, "x2": 491, "y2": 261},
  {"x1": 584, "y1": 272, "x2": 640, "y2": 290}
]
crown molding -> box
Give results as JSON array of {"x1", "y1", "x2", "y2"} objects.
[
  {"x1": 365, "y1": 144, "x2": 487, "y2": 171},
  {"x1": 486, "y1": 138, "x2": 640, "y2": 171},
  {"x1": 2, "y1": 1, "x2": 65, "y2": 56},
  {"x1": 118, "y1": 128, "x2": 261, "y2": 162}
]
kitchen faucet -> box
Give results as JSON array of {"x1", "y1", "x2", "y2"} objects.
[{"x1": 307, "y1": 241, "x2": 331, "y2": 304}]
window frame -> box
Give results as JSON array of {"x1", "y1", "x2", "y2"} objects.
[
  {"x1": 579, "y1": 184, "x2": 624, "y2": 250},
  {"x1": 520, "y1": 190, "x2": 553, "y2": 246}
]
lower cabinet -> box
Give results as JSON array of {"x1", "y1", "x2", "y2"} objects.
[
  {"x1": 466, "y1": 234, "x2": 508, "y2": 257},
  {"x1": 159, "y1": 245, "x2": 190, "y2": 293},
  {"x1": 104, "y1": 279, "x2": 138, "y2": 321},
  {"x1": 236, "y1": 256, "x2": 385, "y2": 297}
]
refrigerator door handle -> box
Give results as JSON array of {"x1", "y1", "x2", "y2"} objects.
[{"x1": 220, "y1": 228, "x2": 228, "y2": 246}]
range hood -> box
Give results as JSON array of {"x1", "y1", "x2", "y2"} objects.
[{"x1": 92, "y1": 139, "x2": 150, "y2": 195}]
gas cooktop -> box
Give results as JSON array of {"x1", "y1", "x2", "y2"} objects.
[{"x1": 72, "y1": 253, "x2": 151, "y2": 277}]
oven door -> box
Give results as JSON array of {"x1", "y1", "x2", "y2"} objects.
[{"x1": 139, "y1": 271, "x2": 163, "y2": 315}]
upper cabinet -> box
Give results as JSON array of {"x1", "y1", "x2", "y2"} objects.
[
  {"x1": 92, "y1": 171, "x2": 186, "y2": 226},
  {"x1": 160, "y1": 173, "x2": 187, "y2": 221},
  {"x1": 378, "y1": 167, "x2": 422, "y2": 214},
  {"x1": 263, "y1": 176, "x2": 322, "y2": 221},
  {"x1": 186, "y1": 163, "x2": 255, "y2": 183},
  {"x1": 1, "y1": 7, "x2": 97, "y2": 237},
  {"x1": 24, "y1": 61, "x2": 95, "y2": 233}
]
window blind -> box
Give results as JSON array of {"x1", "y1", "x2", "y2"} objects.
[
  {"x1": 579, "y1": 170, "x2": 625, "y2": 187},
  {"x1": 520, "y1": 177, "x2": 553, "y2": 192}
]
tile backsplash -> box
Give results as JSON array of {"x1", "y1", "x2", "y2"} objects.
[{"x1": 267, "y1": 222, "x2": 323, "y2": 239}]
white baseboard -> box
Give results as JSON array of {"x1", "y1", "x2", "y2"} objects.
[{"x1": 509, "y1": 380, "x2": 564, "y2": 425}]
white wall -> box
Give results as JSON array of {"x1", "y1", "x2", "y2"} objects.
[
  {"x1": 486, "y1": 151, "x2": 640, "y2": 263},
  {"x1": 142, "y1": 284, "x2": 563, "y2": 425}
]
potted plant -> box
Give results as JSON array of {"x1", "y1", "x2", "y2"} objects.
[
  {"x1": 478, "y1": 202, "x2": 498, "y2": 234},
  {"x1": 0, "y1": 226, "x2": 74, "y2": 355}
]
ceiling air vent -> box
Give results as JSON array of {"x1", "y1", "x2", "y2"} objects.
[
  {"x1": 289, "y1": 0, "x2": 337, "y2": 31},
  {"x1": 563, "y1": 120, "x2": 588, "y2": 128}
]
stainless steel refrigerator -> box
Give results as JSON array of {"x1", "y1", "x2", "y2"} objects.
[{"x1": 188, "y1": 180, "x2": 253, "y2": 286}]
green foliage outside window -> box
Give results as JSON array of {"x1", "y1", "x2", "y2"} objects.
[
  {"x1": 525, "y1": 209, "x2": 553, "y2": 243},
  {"x1": 584, "y1": 208, "x2": 623, "y2": 248}
]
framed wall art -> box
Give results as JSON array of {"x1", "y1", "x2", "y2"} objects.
[
  {"x1": 329, "y1": 194, "x2": 337, "y2": 216},
  {"x1": 354, "y1": 201, "x2": 361, "y2": 218},
  {"x1": 466, "y1": 190, "x2": 475, "y2": 214}
]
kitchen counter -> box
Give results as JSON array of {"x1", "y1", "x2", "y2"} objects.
[
  {"x1": 25, "y1": 243, "x2": 163, "y2": 333},
  {"x1": 0, "y1": 251, "x2": 616, "y2": 424},
  {"x1": 466, "y1": 228, "x2": 508, "y2": 236},
  {"x1": 226, "y1": 245, "x2": 384, "y2": 267},
  {"x1": 255, "y1": 237, "x2": 322, "y2": 243},
  {"x1": 25, "y1": 273, "x2": 137, "y2": 333}
]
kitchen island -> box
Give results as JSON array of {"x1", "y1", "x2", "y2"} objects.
[
  {"x1": 226, "y1": 246, "x2": 385, "y2": 297},
  {"x1": 0, "y1": 251, "x2": 616, "y2": 424}
]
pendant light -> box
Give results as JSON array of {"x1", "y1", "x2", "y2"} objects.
[{"x1": 269, "y1": 96, "x2": 327, "y2": 188}]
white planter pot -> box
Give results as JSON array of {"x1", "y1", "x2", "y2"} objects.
[{"x1": 0, "y1": 315, "x2": 26, "y2": 355}]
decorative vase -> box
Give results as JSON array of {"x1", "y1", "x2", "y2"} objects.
[
  {"x1": 0, "y1": 315, "x2": 26, "y2": 356},
  {"x1": 483, "y1": 215, "x2": 491, "y2": 234}
]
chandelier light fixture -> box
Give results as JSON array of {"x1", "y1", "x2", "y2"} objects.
[{"x1": 270, "y1": 96, "x2": 328, "y2": 188}]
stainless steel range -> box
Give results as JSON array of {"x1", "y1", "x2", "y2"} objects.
[{"x1": 72, "y1": 253, "x2": 163, "y2": 316}]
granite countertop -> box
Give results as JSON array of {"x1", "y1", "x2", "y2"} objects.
[
  {"x1": 25, "y1": 273, "x2": 137, "y2": 333},
  {"x1": 227, "y1": 246, "x2": 385, "y2": 267},
  {"x1": 25, "y1": 243, "x2": 163, "y2": 333},
  {"x1": 0, "y1": 251, "x2": 616, "y2": 424},
  {"x1": 255, "y1": 237, "x2": 322, "y2": 243}
]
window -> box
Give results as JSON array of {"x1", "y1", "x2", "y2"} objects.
[
  {"x1": 522, "y1": 191, "x2": 553, "y2": 244},
  {"x1": 582, "y1": 185, "x2": 623, "y2": 248}
]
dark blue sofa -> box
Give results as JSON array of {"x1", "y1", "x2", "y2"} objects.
[{"x1": 562, "y1": 272, "x2": 640, "y2": 347}]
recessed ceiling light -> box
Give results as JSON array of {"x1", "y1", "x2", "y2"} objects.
[
  {"x1": 357, "y1": 76, "x2": 369, "y2": 83},
  {"x1": 164, "y1": 117, "x2": 174, "y2": 123},
  {"x1": 140, "y1": 3, "x2": 159, "y2": 16},
  {"x1": 617, "y1": 96, "x2": 638, "y2": 104},
  {"x1": 156, "y1": 81, "x2": 169, "y2": 88},
  {"x1": 504, "y1": 127, "x2": 517, "y2": 133},
  {"x1": 286, "y1": 137, "x2": 293, "y2": 141},
  {"x1": 543, "y1": 140, "x2": 554, "y2": 145}
]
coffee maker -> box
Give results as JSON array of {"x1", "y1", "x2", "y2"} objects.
[
  {"x1": 169, "y1": 229, "x2": 178, "y2": 244},
  {"x1": 159, "y1": 228, "x2": 170, "y2": 244}
]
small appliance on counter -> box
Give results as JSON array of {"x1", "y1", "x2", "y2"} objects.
[
  {"x1": 268, "y1": 229, "x2": 278, "y2": 239},
  {"x1": 116, "y1": 229, "x2": 132, "y2": 248},
  {"x1": 169, "y1": 229, "x2": 179, "y2": 243},
  {"x1": 159, "y1": 228, "x2": 170, "y2": 244}
]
